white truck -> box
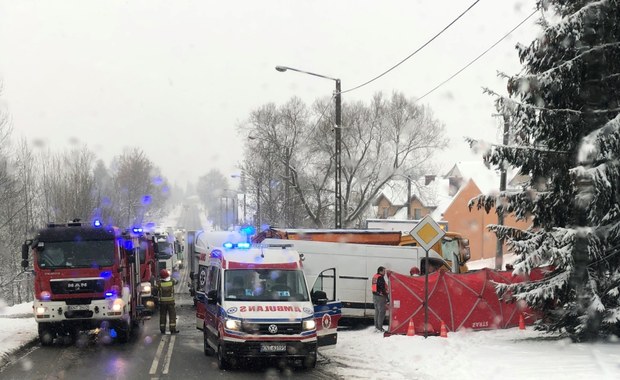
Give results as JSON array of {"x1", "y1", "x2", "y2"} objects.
[
  {"x1": 262, "y1": 238, "x2": 450, "y2": 319},
  {"x1": 153, "y1": 230, "x2": 178, "y2": 274}
]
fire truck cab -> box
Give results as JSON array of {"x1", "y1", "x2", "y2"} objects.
[{"x1": 196, "y1": 241, "x2": 341, "y2": 370}]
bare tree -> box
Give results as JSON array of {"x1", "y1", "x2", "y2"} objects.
[
  {"x1": 38, "y1": 146, "x2": 97, "y2": 223},
  {"x1": 196, "y1": 169, "x2": 229, "y2": 229},
  {"x1": 110, "y1": 147, "x2": 169, "y2": 228},
  {"x1": 239, "y1": 91, "x2": 448, "y2": 228}
]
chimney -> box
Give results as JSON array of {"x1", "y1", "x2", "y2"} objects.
[{"x1": 425, "y1": 175, "x2": 436, "y2": 185}]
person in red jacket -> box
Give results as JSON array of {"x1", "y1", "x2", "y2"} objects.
[{"x1": 371, "y1": 266, "x2": 388, "y2": 332}]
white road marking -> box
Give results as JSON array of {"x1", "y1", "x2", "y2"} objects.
[
  {"x1": 149, "y1": 336, "x2": 168, "y2": 375},
  {"x1": 162, "y1": 335, "x2": 176, "y2": 374}
]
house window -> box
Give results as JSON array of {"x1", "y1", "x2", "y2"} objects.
[
  {"x1": 382, "y1": 208, "x2": 388, "y2": 218},
  {"x1": 414, "y1": 208, "x2": 422, "y2": 220}
]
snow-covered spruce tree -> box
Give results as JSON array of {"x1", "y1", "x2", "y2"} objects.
[{"x1": 471, "y1": 0, "x2": 620, "y2": 341}]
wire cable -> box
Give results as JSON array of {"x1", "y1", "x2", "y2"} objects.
[
  {"x1": 340, "y1": 0, "x2": 482, "y2": 95},
  {"x1": 416, "y1": 8, "x2": 538, "y2": 102}
]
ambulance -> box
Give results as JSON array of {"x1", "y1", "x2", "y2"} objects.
[{"x1": 195, "y1": 241, "x2": 341, "y2": 370}]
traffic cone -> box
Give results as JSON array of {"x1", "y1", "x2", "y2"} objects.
[
  {"x1": 440, "y1": 321, "x2": 448, "y2": 338},
  {"x1": 406, "y1": 319, "x2": 416, "y2": 336},
  {"x1": 519, "y1": 313, "x2": 525, "y2": 330}
]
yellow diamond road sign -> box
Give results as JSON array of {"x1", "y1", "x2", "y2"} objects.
[{"x1": 409, "y1": 215, "x2": 445, "y2": 251}]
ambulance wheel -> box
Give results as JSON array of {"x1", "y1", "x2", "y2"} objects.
[
  {"x1": 203, "y1": 329, "x2": 214, "y2": 356},
  {"x1": 302, "y1": 351, "x2": 317, "y2": 369},
  {"x1": 217, "y1": 343, "x2": 230, "y2": 370},
  {"x1": 38, "y1": 323, "x2": 55, "y2": 346}
]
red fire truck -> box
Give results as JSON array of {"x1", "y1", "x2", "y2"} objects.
[{"x1": 21, "y1": 219, "x2": 150, "y2": 344}]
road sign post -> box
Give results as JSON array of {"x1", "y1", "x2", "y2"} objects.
[{"x1": 409, "y1": 215, "x2": 445, "y2": 338}]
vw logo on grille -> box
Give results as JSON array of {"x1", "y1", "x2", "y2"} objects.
[{"x1": 268, "y1": 324, "x2": 278, "y2": 334}]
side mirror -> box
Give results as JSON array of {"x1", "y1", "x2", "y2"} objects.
[
  {"x1": 311, "y1": 290, "x2": 328, "y2": 305},
  {"x1": 207, "y1": 289, "x2": 218, "y2": 304},
  {"x1": 21, "y1": 243, "x2": 30, "y2": 268},
  {"x1": 452, "y1": 252, "x2": 460, "y2": 273}
]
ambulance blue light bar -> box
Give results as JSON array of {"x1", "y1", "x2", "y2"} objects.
[
  {"x1": 93, "y1": 219, "x2": 102, "y2": 228},
  {"x1": 222, "y1": 242, "x2": 251, "y2": 249},
  {"x1": 132, "y1": 227, "x2": 143, "y2": 233}
]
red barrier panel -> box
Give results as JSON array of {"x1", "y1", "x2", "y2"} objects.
[{"x1": 387, "y1": 268, "x2": 548, "y2": 335}]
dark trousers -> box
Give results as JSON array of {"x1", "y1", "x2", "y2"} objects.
[{"x1": 159, "y1": 302, "x2": 177, "y2": 332}]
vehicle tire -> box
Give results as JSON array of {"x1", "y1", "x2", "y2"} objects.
[
  {"x1": 217, "y1": 343, "x2": 230, "y2": 370},
  {"x1": 38, "y1": 323, "x2": 54, "y2": 346},
  {"x1": 116, "y1": 319, "x2": 131, "y2": 343},
  {"x1": 203, "y1": 329, "x2": 214, "y2": 356},
  {"x1": 302, "y1": 350, "x2": 317, "y2": 370}
]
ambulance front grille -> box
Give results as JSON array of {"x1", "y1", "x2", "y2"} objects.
[{"x1": 241, "y1": 322, "x2": 302, "y2": 335}]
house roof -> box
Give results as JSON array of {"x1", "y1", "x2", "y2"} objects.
[
  {"x1": 444, "y1": 161, "x2": 502, "y2": 194},
  {"x1": 375, "y1": 176, "x2": 447, "y2": 208},
  {"x1": 374, "y1": 160, "x2": 522, "y2": 217}
]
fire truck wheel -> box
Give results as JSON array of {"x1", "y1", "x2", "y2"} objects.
[
  {"x1": 116, "y1": 320, "x2": 131, "y2": 343},
  {"x1": 38, "y1": 323, "x2": 54, "y2": 346},
  {"x1": 203, "y1": 329, "x2": 214, "y2": 356},
  {"x1": 217, "y1": 343, "x2": 230, "y2": 370}
]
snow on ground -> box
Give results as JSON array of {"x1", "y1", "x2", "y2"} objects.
[
  {"x1": 3, "y1": 252, "x2": 619, "y2": 378},
  {"x1": 0, "y1": 302, "x2": 37, "y2": 365},
  {"x1": 321, "y1": 325, "x2": 620, "y2": 380},
  {"x1": 2, "y1": 299, "x2": 619, "y2": 379}
]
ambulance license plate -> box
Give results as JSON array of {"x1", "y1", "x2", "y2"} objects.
[
  {"x1": 68, "y1": 305, "x2": 89, "y2": 311},
  {"x1": 260, "y1": 343, "x2": 286, "y2": 352}
]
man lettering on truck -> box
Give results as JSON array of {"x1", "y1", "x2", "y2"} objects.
[{"x1": 372, "y1": 266, "x2": 388, "y2": 333}]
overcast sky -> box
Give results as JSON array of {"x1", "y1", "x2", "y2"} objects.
[{"x1": 0, "y1": 0, "x2": 538, "y2": 189}]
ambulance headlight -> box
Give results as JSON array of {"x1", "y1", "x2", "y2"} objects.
[
  {"x1": 302, "y1": 319, "x2": 316, "y2": 331},
  {"x1": 225, "y1": 319, "x2": 242, "y2": 331}
]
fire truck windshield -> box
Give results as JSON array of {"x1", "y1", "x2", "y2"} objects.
[
  {"x1": 37, "y1": 240, "x2": 115, "y2": 269},
  {"x1": 224, "y1": 269, "x2": 309, "y2": 302}
]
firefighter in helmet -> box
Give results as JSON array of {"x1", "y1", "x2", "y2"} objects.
[{"x1": 158, "y1": 269, "x2": 179, "y2": 334}]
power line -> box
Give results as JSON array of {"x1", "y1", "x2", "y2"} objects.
[
  {"x1": 340, "y1": 0, "x2": 482, "y2": 95},
  {"x1": 416, "y1": 9, "x2": 539, "y2": 102}
]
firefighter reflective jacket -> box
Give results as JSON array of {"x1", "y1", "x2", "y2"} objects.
[{"x1": 158, "y1": 279, "x2": 175, "y2": 303}]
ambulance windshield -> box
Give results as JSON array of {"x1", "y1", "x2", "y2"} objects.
[{"x1": 224, "y1": 269, "x2": 309, "y2": 302}]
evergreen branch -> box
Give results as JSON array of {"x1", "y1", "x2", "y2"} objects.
[
  {"x1": 485, "y1": 89, "x2": 620, "y2": 114},
  {"x1": 587, "y1": 243, "x2": 620, "y2": 268},
  {"x1": 465, "y1": 137, "x2": 569, "y2": 154},
  {"x1": 532, "y1": 41, "x2": 620, "y2": 81}
]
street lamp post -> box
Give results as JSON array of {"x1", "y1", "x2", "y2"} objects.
[{"x1": 275, "y1": 65, "x2": 342, "y2": 229}]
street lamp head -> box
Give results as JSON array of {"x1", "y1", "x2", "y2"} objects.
[{"x1": 275, "y1": 66, "x2": 288, "y2": 72}]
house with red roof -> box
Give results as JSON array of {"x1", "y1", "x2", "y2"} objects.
[{"x1": 372, "y1": 162, "x2": 531, "y2": 262}]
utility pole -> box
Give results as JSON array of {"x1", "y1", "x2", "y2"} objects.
[
  {"x1": 335, "y1": 79, "x2": 342, "y2": 229},
  {"x1": 495, "y1": 113, "x2": 510, "y2": 270},
  {"x1": 407, "y1": 176, "x2": 412, "y2": 219},
  {"x1": 275, "y1": 65, "x2": 341, "y2": 229}
]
